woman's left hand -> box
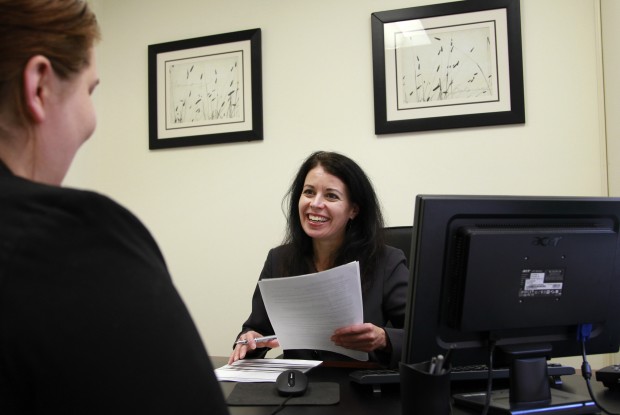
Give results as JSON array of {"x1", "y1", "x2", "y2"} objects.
[{"x1": 331, "y1": 323, "x2": 388, "y2": 352}]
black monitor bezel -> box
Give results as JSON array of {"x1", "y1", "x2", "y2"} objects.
[{"x1": 402, "y1": 195, "x2": 620, "y2": 368}]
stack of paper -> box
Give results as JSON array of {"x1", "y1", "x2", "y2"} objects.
[
  {"x1": 215, "y1": 358, "x2": 322, "y2": 382},
  {"x1": 258, "y1": 261, "x2": 368, "y2": 361}
]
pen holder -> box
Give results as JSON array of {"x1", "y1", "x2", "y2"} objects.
[{"x1": 400, "y1": 361, "x2": 452, "y2": 415}]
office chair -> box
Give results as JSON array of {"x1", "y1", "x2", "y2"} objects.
[{"x1": 383, "y1": 226, "x2": 413, "y2": 266}]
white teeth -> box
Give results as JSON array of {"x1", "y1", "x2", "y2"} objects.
[{"x1": 308, "y1": 214, "x2": 328, "y2": 222}]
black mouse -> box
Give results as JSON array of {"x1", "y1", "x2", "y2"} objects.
[{"x1": 275, "y1": 369, "x2": 308, "y2": 397}]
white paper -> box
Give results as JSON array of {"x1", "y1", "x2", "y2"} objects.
[
  {"x1": 258, "y1": 261, "x2": 368, "y2": 361},
  {"x1": 215, "y1": 358, "x2": 322, "y2": 382}
]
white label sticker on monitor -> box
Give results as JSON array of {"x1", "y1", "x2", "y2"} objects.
[{"x1": 519, "y1": 269, "x2": 564, "y2": 298}]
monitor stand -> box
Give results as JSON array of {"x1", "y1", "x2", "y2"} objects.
[
  {"x1": 453, "y1": 349, "x2": 597, "y2": 415},
  {"x1": 452, "y1": 388, "x2": 597, "y2": 415}
]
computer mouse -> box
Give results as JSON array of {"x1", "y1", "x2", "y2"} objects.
[{"x1": 275, "y1": 369, "x2": 308, "y2": 397}]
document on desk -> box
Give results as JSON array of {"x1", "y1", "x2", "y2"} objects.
[
  {"x1": 258, "y1": 261, "x2": 368, "y2": 361},
  {"x1": 215, "y1": 359, "x2": 322, "y2": 382}
]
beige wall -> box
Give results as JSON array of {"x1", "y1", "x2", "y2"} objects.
[
  {"x1": 603, "y1": 0, "x2": 620, "y2": 197},
  {"x1": 69, "y1": 0, "x2": 614, "y2": 367}
]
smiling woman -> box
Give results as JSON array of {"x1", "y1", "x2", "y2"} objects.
[
  {"x1": 229, "y1": 151, "x2": 409, "y2": 369},
  {"x1": 299, "y1": 164, "x2": 360, "y2": 267}
]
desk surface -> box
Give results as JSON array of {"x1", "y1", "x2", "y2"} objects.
[{"x1": 212, "y1": 357, "x2": 620, "y2": 415}]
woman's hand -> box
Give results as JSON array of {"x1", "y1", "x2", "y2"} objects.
[
  {"x1": 331, "y1": 323, "x2": 388, "y2": 353},
  {"x1": 228, "y1": 330, "x2": 280, "y2": 364}
]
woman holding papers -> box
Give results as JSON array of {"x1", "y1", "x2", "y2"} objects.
[
  {"x1": 230, "y1": 151, "x2": 408, "y2": 368},
  {"x1": 0, "y1": 1, "x2": 228, "y2": 413}
]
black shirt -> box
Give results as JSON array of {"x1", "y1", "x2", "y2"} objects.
[{"x1": 0, "y1": 162, "x2": 228, "y2": 414}]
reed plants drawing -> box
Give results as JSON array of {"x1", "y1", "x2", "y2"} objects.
[
  {"x1": 167, "y1": 54, "x2": 243, "y2": 127},
  {"x1": 396, "y1": 25, "x2": 496, "y2": 108}
]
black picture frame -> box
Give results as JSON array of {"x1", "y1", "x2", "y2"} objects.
[
  {"x1": 148, "y1": 28, "x2": 262, "y2": 149},
  {"x1": 371, "y1": 0, "x2": 524, "y2": 134}
]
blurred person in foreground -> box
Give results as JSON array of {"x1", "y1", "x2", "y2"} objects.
[{"x1": 0, "y1": 1, "x2": 228, "y2": 413}]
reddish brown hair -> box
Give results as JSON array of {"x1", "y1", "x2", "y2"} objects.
[{"x1": 0, "y1": 0, "x2": 100, "y2": 129}]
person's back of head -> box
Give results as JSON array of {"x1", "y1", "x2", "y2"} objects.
[
  {"x1": 0, "y1": 0, "x2": 101, "y2": 185},
  {"x1": 0, "y1": 0, "x2": 100, "y2": 135},
  {"x1": 0, "y1": 2, "x2": 230, "y2": 414}
]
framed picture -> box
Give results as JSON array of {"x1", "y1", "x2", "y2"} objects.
[
  {"x1": 371, "y1": 0, "x2": 524, "y2": 134},
  {"x1": 148, "y1": 28, "x2": 262, "y2": 149}
]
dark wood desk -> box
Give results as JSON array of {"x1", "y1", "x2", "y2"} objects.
[{"x1": 213, "y1": 357, "x2": 620, "y2": 415}]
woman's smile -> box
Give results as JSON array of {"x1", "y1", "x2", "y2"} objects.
[{"x1": 307, "y1": 213, "x2": 329, "y2": 224}]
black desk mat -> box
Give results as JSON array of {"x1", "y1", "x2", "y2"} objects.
[{"x1": 226, "y1": 382, "x2": 340, "y2": 406}]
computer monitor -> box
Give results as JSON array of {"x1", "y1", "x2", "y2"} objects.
[{"x1": 402, "y1": 195, "x2": 620, "y2": 414}]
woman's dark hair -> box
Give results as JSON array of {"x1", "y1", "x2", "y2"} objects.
[{"x1": 281, "y1": 151, "x2": 385, "y2": 290}]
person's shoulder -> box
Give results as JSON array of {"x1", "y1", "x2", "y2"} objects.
[
  {"x1": 382, "y1": 244, "x2": 405, "y2": 257},
  {"x1": 2, "y1": 180, "x2": 167, "y2": 270},
  {"x1": 48, "y1": 184, "x2": 140, "y2": 227},
  {"x1": 1, "y1": 177, "x2": 148, "y2": 236},
  {"x1": 379, "y1": 244, "x2": 408, "y2": 267},
  {"x1": 67, "y1": 187, "x2": 134, "y2": 219},
  {"x1": 270, "y1": 244, "x2": 294, "y2": 255},
  {"x1": 264, "y1": 244, "x2": 297, "y2": 264},
  {"x1": 264, "y1": 244, "x2": 295, "y2": 261},
  {"x1": 64, "y1": 187, "x2": 159, "y2": 246},
  {"x1": 2, "y1": 175, "x2": 122, "y2": 211}
]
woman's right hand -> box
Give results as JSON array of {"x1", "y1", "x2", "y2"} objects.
[{"x1": 228, "y1": 331, "x2": 279, "y2": 364}]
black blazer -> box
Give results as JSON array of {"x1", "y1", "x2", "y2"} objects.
[{"x1": 239, "y1": 243, "x2": 409, "y2": 368}]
